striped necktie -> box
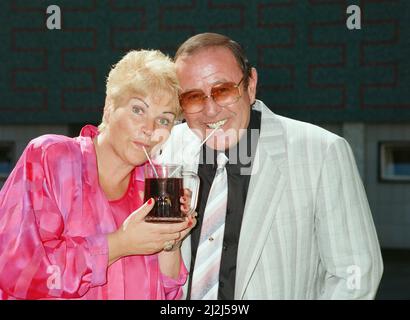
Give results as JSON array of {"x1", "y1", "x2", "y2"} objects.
[{"x1": 190, "y1": 152, "x2": 229, "y2": 300}]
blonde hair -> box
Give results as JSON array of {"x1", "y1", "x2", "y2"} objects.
[{"x1": 99, "y1": 49, "x2": 180, "y2": 132}]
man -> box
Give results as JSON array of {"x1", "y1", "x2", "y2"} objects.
[{"x1": 157, "y1": 33, "x2": 383, "y2": 299}]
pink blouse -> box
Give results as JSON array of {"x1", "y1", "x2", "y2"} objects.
[{"x1": 0, "y1": 125, "x2": 187, "y2": 300}]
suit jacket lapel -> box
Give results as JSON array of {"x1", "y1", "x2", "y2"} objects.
[{"x1": 235, "y1": 103, "x2": 288, "y2": 299}]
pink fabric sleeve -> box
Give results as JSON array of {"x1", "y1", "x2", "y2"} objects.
[
  {"x1": 160, "y1": 256, "x2": 188, "y2": 300},
  {"x1": 0, "y1": 140, "x2": 108, "y2": 299}
]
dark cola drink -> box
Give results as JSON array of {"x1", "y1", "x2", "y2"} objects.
[{"x1": 144, "y1": 178, "x2": 185, "y2": 223}]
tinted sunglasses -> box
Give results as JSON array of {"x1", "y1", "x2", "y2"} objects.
[{"x1": 179, "y1": 77, "x2": 244, "y2": 114}]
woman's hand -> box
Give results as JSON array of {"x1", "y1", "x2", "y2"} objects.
[
  {"x1": 165, "y1": 188, "x2": 197, "y2": 250},
  {"x1": 157, "y1": 189, "x2": 197, "y2": 279},
  {"x1": 108, "y1": 198, "x2": 190, "y2": 265},
  {"x1": 180, "y1": 188, "x2": 192, "y2": 215},
  {"x1": 158, "y1": 188, "x2": 198, "y2": 253}
]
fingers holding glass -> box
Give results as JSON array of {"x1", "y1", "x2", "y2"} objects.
[{"x1": 180, "y1": 188, "x2": 192, "y2": 214}]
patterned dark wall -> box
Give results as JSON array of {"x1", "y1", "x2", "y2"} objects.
[{"x1": 0, "y1": 0, "x2": 409, "y2": 124}]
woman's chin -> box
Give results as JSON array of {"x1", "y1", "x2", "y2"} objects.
[{"x1": 127, "y1": 152, "x2": 147, "y2": 167}]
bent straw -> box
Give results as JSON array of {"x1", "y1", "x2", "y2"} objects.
[{"x1": 142, "y1": 146, "x2": 159, "y2": 178}]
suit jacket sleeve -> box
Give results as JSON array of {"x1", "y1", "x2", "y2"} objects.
[{"x1": 315, "y1": 137, "x2": 383, "y2": 299}]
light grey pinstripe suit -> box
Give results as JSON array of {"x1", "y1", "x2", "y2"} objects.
[{"x1": 157, "y1": 100, "x2": 383, "y2": 299}]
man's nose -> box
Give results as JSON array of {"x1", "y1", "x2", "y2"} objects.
[{"x1": 203, "y1": 96, "x2": 222, "y2": 117}]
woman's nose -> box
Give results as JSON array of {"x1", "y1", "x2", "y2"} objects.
[{"x1": 142, "y1": 120, "x2": 155, "y2": 136}]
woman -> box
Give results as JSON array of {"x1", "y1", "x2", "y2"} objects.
[{"x1": 0, "y1": 50, "x2": 195, "y2": 299}]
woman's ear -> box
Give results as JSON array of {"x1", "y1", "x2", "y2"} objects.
[{"x1": 103, "y1": 96, "x2": 114, "y2": 125}]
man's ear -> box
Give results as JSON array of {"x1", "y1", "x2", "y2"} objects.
[
  {"x1": 247, "y1": 67, "x2": 258, "y2": 105},
  {"x1": 103, "y1": 96, "x2": 114, "y2": 124}
]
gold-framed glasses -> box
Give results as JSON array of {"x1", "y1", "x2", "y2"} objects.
[{"x1": 179, "y1": 77, "x2": 244, "y2": 114}]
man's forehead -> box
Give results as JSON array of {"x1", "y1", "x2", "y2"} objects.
[
  {"x1": 177, "y1": 46, "x2": 235, "y2": 62},
  {"x1": 176, "y1": 47, "x2": 241, "y2": 79}
]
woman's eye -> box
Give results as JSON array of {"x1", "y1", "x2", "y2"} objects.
[
  {"x1": 132, "y1": 106, "x2": 145, "y2": 115},
  {"x1": 157, "y1": 118, "x2": 171, "y2": 126}
]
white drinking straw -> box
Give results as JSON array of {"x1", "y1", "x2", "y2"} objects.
[
  {"x1": 169, "y1": 124, "x2": 222, "y2": 177},
  {"x1": 169, "y1": 165, "x2": 181, "y2": 178},
  {"x1": 142, "y1": 146, "x2": 159, "y2": 178},
  {"x1": 194, "y1": 125, "x2": 222, "y2": 157}
]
